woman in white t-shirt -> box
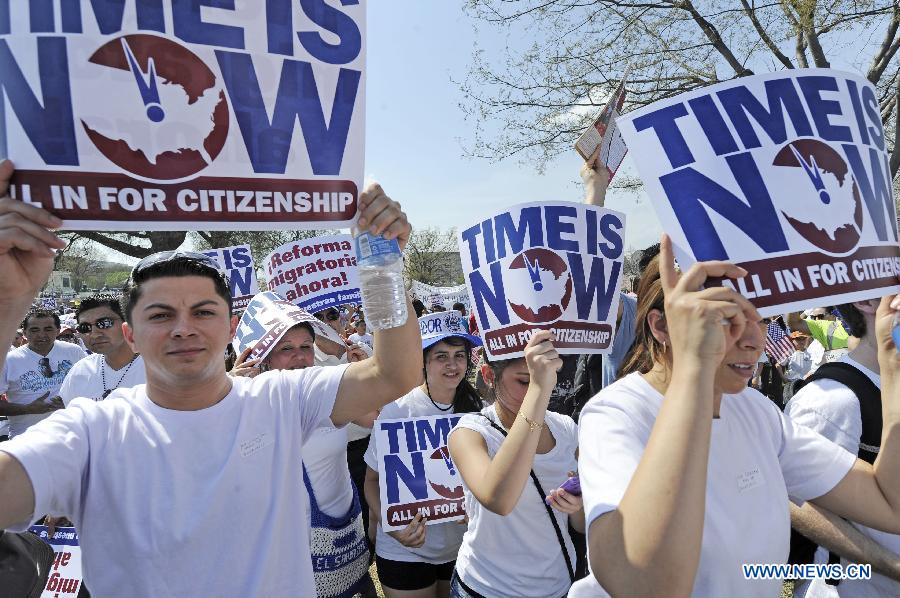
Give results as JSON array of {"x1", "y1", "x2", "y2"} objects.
[
  {"x1": 447, "y1": 330, "x2": 583, "y2": 598},
  {"x1": 571, "y1": 236, "x2": 900, "y2": 598},
  {"x1": 364, "y1": 311, "x2": 483, "y2": 598},
  {"x1": 234, "y1": 322, "x2": 375, "y2": 598}
]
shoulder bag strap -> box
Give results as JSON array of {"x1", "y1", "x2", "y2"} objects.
[{"x1": 479, "y1": 414, "x2": 576, "y2": 583}]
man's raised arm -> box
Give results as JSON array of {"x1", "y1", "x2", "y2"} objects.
[
  {"x1": 330, "y1": 183, "x2": 423, "y2": 427},
  {"x1": 0, "y1": 160, "x2": 67, "y2": 529}
]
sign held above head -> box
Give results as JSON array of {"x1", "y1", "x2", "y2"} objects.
[
  {"x1": 618, "y1": 68, "x2": 899, "y2": 316},
  {"x1": 1, "y1": 2, "x2": 366, "y2": 231},
  {"x1": 458, "y1": 201, "x2": 627, "y2": 360}
]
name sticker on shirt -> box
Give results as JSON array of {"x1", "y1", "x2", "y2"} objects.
[
  {"x1": 737, "y1": 468, "x2": 763, "y2": 493},
  {"x1": 240, "y1": 433, "x2": 273, "y2": 458}
]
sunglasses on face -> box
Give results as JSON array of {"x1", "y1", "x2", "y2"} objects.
[
  {"x1": 317, "y1": 310, "x2": 340, "y2": 322},
  {"x1": 809, "y1": 314, "x2": 828, "y2": 320},
  {"x1": 77, "y1": 317, "x2": 117, "y2": 334},
  {"x1": 38, "y1": 357, "x2": 53, "y2": 378}
]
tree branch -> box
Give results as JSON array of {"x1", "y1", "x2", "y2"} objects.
[
  {"x1": 676, "y1": 0, "x2": 754, "y2": 76},
  {"x1": 867, "y1": 4, "x2": 900, "y2": 83},
  {"x1": 740, "y1": 0, "x2": 794, "y2": 68}
]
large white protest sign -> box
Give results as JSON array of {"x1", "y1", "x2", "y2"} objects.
[
  {"x1": 201, "y1": 244, "x2": 257, "y2": 311},
  {"x1": 410, "y1": 281, "x2": 470, "y2": 310},
  {"x1": 2, "y1": 3, "x2": 365, "y2": 231},
  {"x1": 233, "y1": 291, "x2": 344, "y2": 362},
  {"x1": 618, "y1": 69, "x2": 900, "y2": 316},
  {"x1": 265, "y1": 234, "x2": 361, "y2": 313},
  {"x1": 374, "y1": 414, "x2": 466, "y2": 531},
  {"x1": 29, "y1": 525, "x2": 83, "y2": 597},
  {"x1": 459, "y1": 201, "x2": 626, "y2": 359}
]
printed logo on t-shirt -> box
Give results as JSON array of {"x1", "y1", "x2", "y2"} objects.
[
  {"x1": 19, "y1": 360, "x2": 75, "y2": 393},
  {"x1": 240, "y1": 432, "x2": 273, "y2": 458},
  {"x1": 737, "y1": 468, "x2": 764, "y2": 493}
]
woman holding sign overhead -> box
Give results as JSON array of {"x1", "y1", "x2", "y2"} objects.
[
  {"x1": 447, "y1": 330, "x2": 584, "y2": 598},
  {"x1": 570, "y1": 235, "x2": 900, "y2": 597},
  {"x1": 364, "y1": 312, "x2": 483, "y2": 598}
]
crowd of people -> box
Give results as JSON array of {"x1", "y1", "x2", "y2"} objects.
[{"x1": 0, "y1": 151, "x2": 898, "y2": 598}]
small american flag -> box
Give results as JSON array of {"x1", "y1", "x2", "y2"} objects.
[{"x1": 765, "y1": 320, "x2": 795, "y2": 365}]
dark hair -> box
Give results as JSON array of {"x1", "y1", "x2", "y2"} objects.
[
  {"x1": 23, "y1": 310, "x2": 60, "y2": 329},
  {"x1": 452, "y1": 302, "x2": 466, "y2": 315},
  {"x1": 638, "y1": 243, "x2": 661, "y2": 273},
  {"x1": 412, "y1": 299, "x2": 426, "y2": 318},
  {"x1": 423, "y1": 336, "x2": 482, "y2": 414},
  {"x1": 618, "y1": 254, "x2": 666, "y2": 378},
  {"x1": 76, "y1": 294, "x2": 123, "y2": 321},
  {"x1": 835, "y1": 303, "x2": 866, "y2": 338},
  {"x1": 123, "y1": 258, "x2": 232, "y2": 323}
]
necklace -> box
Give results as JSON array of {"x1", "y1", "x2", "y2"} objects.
[
  {"x1": 423, "y1": 383, "x2": 453, "y2": 412},
  {"x1": 100, "y1": 354, "x2": 139, "y2": 399}
]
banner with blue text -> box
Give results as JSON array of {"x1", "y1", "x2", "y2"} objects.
[
  {"x1": 201, "y1": 244, "x2": 257, "y2": 311},
  {"x1": 459, "y1": 201, "x2": 626, "y2": 359},
  {"x1": 618, "y1": 69, "x2": 900, "y2": 315},
  {"x1": 1, "y1": 1, "x2": 365, "y2": 230}
]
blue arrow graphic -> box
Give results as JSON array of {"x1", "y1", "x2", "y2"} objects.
[
  {"x1": 121, "y1": 38, "x2": 165, "y2": 123},
  {"x1": 789, "y1": 144, "x2": 830, "y2": 205},
  {"x1": 525, "y1": 254, "x2": 544, "y2": 291}
]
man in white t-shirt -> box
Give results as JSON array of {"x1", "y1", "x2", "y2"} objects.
[
  {"x1": 787, "y1": 299, "x2": 900, "y2": 597},
  {"x1": 59, "y1": 294, "x2": 145, "y2": 404},
  {"x1": 0, "y1": 168, "x2": 422, "y2": 598},
  {"x1": 0, "y1": 310, "x2": 86, "y2": 437}
]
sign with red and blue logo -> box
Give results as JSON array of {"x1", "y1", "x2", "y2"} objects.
[
  {"x1": 619, "y1": 68, "x2": 900, "y2": 315},
  {"x1": 0, "y1": 2, "x2": 365, "y2": 231},
  {"x1": 459, "y1": 201, "x2": 626, "y2": 359}
]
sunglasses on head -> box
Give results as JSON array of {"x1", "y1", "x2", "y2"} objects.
[
  {"x1": 131, "y1": 251, "x2": 229, "y2": 284},
  {"x1": 77, "y1": 317, "x2": 117, "y2": 334}
]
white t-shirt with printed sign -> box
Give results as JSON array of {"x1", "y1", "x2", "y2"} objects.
[
  {"x1": 451, "y1": 405, "x2": 578, "y2": 598},
  {"x1": 568, "y1": 372, "x2": 856, "y2": 598},
  {"x1": 58, "y1": 354, "x2": 146, "y2": 405},
  {"x1": 0, "y1": 341, "x2": 86, "y2": 437},
  {"x1": 364, "y1": 387, "x2": 468, "y2": 564},
  {"x1": 786, "y1": 357, "x2": 895, "y2": 598},
  {"x1": 0, "y1": 364, "x2": 348, "y2": 598}
]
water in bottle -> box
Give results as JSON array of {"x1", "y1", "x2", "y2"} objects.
[{"x1": 354, "y1": 231, "x2": 408, "y2": 330}]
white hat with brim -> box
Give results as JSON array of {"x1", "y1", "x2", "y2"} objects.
[{"x1": 419, "y1": 312, "x2": 482, "y2": 350}]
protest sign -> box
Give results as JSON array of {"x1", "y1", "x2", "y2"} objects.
[
  {"x1": 459, "y1": 201, "x2": 626, "y2": 359},
  {"x1": 201, "y1": 244, "x2": 257, "y2": 311},
  {"x1": 410, "y1": 281, "x2": 470, "y2": 310},
  {"x1": 574, "y1": 68, "x2": 630, "y2": 180},
  {"x1": 2, "y1": 3, "x2": 365, "y2": 231},
  {"x1": 374, "y1": 413, "x2": 466, "y2": 531},
  {"x1": 618, "y1": 68, "x2": 900, "y2": 316},
  {"x1": 265, "y1": 234, "x2": 361, "y2": 313},
  {"x1": 29, "y1": 525, "x2": 83, "y2": 597},
  {"x1": 232, "y1": 291, "x2": 344, "y2": 362}
]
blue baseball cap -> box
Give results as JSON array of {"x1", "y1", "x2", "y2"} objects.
[{"x1": 419, "y1": 312, "x2": 482, "y2": 350}]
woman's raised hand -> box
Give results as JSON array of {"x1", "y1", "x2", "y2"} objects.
[
  {"x1": 658, "y1": 234, "x2": 760, "y2": 370},
  {"x1": 524, "y1": 330, "x2": 562, "y2": 391}
]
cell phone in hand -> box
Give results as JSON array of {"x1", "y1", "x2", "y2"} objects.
[{"x1": 546, "y1": 475, "x2": 581, "y2": 505}]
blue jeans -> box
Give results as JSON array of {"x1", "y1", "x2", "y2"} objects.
[{"x1": 449, "y1": 570, "x2": 486, "y2": 598}]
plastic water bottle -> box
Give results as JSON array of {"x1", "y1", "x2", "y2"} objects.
[{"x1": 354, "y1": 231, "x2": 408, "y2": 330}]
